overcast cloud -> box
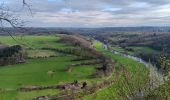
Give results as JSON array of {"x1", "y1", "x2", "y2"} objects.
[{"x1": 1, "y1": 0, "x2": 170, "y2": 27}]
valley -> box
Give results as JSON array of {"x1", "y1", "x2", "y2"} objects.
[
  {"x1": 0, "y1": 34, "x2": 150, "y2": 100},
  {"x1": 0, "y1": 0, "x2": 170, "y2": 99}
]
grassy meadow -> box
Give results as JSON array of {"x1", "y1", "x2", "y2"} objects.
[
  {"x1": 0, "y1": 36, "x2": 99, "y2": 100},
  {"x1": 0, "y1": 36, "x2": 149, "y2": 100}
]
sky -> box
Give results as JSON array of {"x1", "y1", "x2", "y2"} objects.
[{"x1": 1, "y1": 0, "x2": 170, "y2": 27}]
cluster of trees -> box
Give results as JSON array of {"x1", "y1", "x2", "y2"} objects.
[
  {"x1": 159, "y1": 55, "x2": 170, "y2": 78},
  {"x1": 94, "y1": 32, "x2": 170, "y2": 55},
  {"x1": 0, "y1": 45, "x2": 22, "y2": 57},
  {"x1": 135, "y1": 51, "x2": 170, "y2": 78},
  {"x1": 59, "y1": 35, "x2": 93, "y2": 50},
  {"x1": 144, "y1": 80, "x2": 170, "y2": 100},
  {"x1": 139, "y1": 54, "x2": 170, "y2": 99},
  {"x1": 43, "y1": 47, "x2": 97, "y2": 59},
  {"x1": 135, "y1": 51, "x2": 160, "y2": 67},
  {"x1": 58, "y1": 35, "x2": 115, "y2": 77},
  {"x1": 0, "y1": 45, "x2": 26, "y2": 66},
  {"x1": 59, "y1": 35, "x2": 107, "y2": 58},
  {"x1": 94, "y1": 57, "x2": 114, "y2": 77}
]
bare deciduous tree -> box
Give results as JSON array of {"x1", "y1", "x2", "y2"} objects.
[
  {"x1": 0, "y1": 0, "x2": 30, "y2": 40},
  {"x1": 0, "y1": 3, "x2": 24, "y2": 41},
  {"x1": 0, "y1": 0, "x2": 28, "y2": 28}
]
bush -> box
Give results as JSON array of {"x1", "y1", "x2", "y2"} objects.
[{"x1": 0, "y1": 45, "x2": 26, "y2": 66}]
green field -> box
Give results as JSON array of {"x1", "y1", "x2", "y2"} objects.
[
  {"x1": 0, "y1": 56, "x2": 98, "y2": 100},
  {"x1": 0, "y1": 56, "x2": 97, "y2": 88},
  {"x1": 0, "y1": 36, "x2": 149, "y2": 100},
  {"x1": 0, "y1": 36, "x2": 100, "y2": 100}
]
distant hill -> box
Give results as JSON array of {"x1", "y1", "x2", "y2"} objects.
[{"x1": 0, "y1": 26, "x2": 170, "y2": 35}]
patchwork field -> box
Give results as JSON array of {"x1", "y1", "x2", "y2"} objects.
[
  {"x1": 0, "y1": 35, "x2": 149, "y2": 100},
  {"x1": 0, "y1": 35, "x2": 100, "y2": 99}
]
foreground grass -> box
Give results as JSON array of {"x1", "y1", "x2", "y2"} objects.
[
  {"x1": 0, "y1": 56, "x2": 95, "y2": 89},
  {"x1": 0, "y1": 89, "x2": 60, "y2": 100},
  {"x1": 83, "y1": 41, "x2": 149, "y2": 100},
  {"x1": 0, "y1": 56, "x2": 98, "y2": 100}
]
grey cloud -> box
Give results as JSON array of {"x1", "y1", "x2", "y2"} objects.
[{"x1": 1, "y1": 0, "x2": 170, "y2": 27}]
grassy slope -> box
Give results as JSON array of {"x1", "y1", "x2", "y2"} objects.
[
  {"x1": 84, "y1": 41, "x2": 149, "y2": 100},
  {"x1": 0, "y1": 36, "x2": 98, "y2": 100}
]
